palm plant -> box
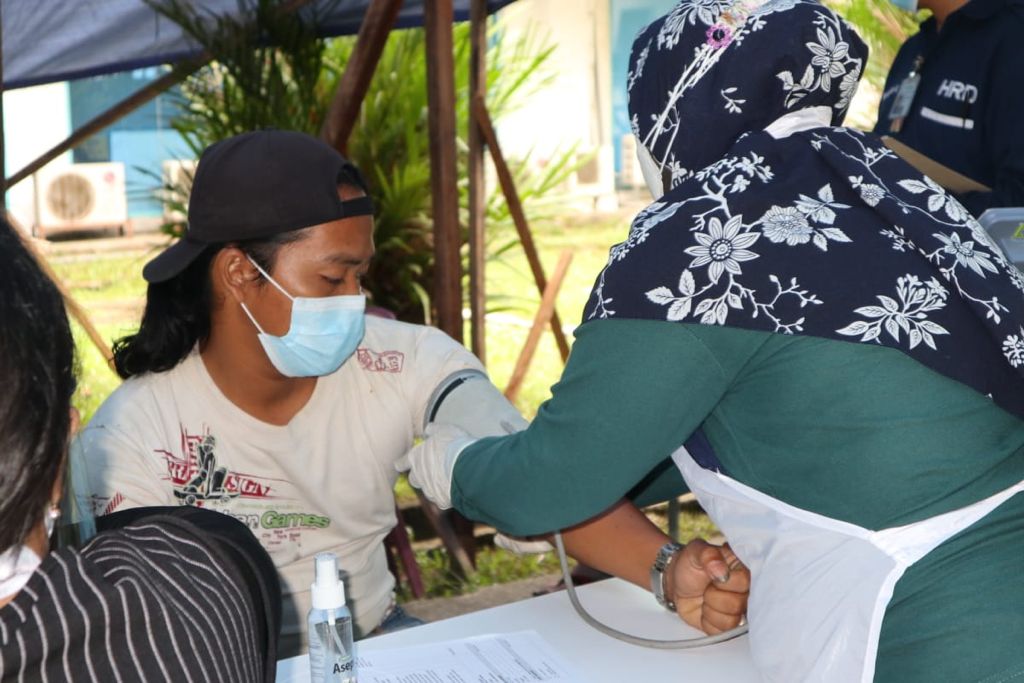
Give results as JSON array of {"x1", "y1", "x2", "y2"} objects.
[
  {"x1": 152, "y1": 0, "x2": 332, "y2": 147},
  {"x1": 827, "y1": 0, "x2": 917, "y2": 82},
  {"x1": 148, "y1": 0, "x2": 576, "y2": 324},
  {"x1": 823, "y1": 0, "x2": 919, "y2": 129}
]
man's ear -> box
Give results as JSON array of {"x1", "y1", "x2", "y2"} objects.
[{"x1": 215, "y1": 247, "x2": 261, "y2": 304}]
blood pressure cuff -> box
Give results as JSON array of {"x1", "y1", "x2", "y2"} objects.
[{"x1": 425, "y1": 369, "x2": 528, "y2": 437}]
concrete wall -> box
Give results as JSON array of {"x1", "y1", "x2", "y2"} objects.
[
  {"x1": 610, "y1": 0, "x2": 667, "y2": 182},
  {"x1": 2, "y1": 83, "x2": 73, "y2": 230},
  {"x1": 495, "y1": 0, "x2": 617, "y2": 210}
]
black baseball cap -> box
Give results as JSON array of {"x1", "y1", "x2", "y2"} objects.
[{"x1": 143, "y1": 129, "x2": 374, "y2": 283}]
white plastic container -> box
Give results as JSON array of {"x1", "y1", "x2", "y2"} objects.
[
  {"x1": 308, "y1": 553, "x2": 356, "y2": 683},
  {"x1": 978, "y1": 207, "x2": 1024, "y2": 270}
]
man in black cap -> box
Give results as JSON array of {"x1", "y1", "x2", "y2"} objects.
[
  {"x1": 71, "y1": 130, "x2": 526, "y2": 656},
  {"x1": 876, "y1": 0, "x2": 1024, "y2": 216}
]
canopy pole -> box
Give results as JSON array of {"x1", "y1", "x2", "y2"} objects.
[
  {"x1": 425, "y1": 0, "x2": 479, "y2": 574},
  {"x1": 425, "y1": 0, "x2": 462, "y2": 342},
  {"x1": 504, "y1": 250, "x2": 573, "y2": 403},
  {"x1": 4, "y1": 62, "x2": 203, "y2": 191},
  {"x1": 320, "y1": 0, "x2": 404, "y2": 154},
  {"x1": 467, "y1": 0, "x2": 487, "y2": 363},
  {"x1": 4, "y1": 0, "x2": 319, "y2": 191}
]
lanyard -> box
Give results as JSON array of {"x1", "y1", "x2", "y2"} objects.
[{"x1": 887, "y1": 54, "x2": 925, "y2": 134}]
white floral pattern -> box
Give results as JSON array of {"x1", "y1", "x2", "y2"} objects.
[
  {"x1": 628, "y1": 41, "x2": 651, "y2": 93},
  {"x1": 850, "y1": 175, "x2": 885, "y2": 206},
  {"x1": 1003, "y1": 328, "x2": 1024, "y2": 367},
  {"x1": 609, "y1": 0, "x2": 1024, "y2": 417},
  {"x1": 753, "y1": 0, "x2": 800, "y2": 16},
  {"x1": 756, "y1": 184, "x2": 852, "y2": 251},
  {"x1": 898, "y1": 175, "x2": 970, "y2": 222},
  {"x1": 1008, "y1": 266, "x2": 1024, "y2": 295},
  {"x1": 760, "y1": 206, "x2": 813, "y2": 245},
  {"x1": 933, "y1": 231, "x2": 999, "y2": 278},
  {"x1": 611, "y1": 200, "x2": 688, "y2": 262},
  {"x1": 685, "y1": 215, "x2": 760, "y2": 283},
  {"x1": 836, "y1": 64, "x2": 861, "y2": 110},
  {"x1": 631, "y1": 2, "x2": 850, "y2": 187},
  {"x1": 658, "y1": 0, "x2": 733, "y2": 48},
  {"x1": 837, "y1": 275, "x2": 949, "y2": 350},
  {"x1": 721, "y1": 87, "x2": 746, "y2": 114},
  {"x1": 594, "y1": 146, "x2": 830, "y2": 333},
  {"x1": 881, "y1": 225, "x2": 915, "y2": 253},
  {"x1": 813, "y1": 129, "x2": 1014, "y2": 327},
  {"x1": 794, "y1": 183, "x2": 849, "y2": 224},
  {"x1": 777, "y1": 11, "x2": 863, "y2": 112}
]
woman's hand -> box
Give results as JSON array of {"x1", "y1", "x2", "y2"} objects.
[{"x1": 668, "y1": 541, "x2": 749, "y2": 634}]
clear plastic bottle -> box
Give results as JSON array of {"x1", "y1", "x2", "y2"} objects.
[{"x1": 308, "y1": 553, "x2": 356, "y2": 683}]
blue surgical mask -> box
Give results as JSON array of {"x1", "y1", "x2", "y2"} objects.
[
  {"x1": 241, "y1": 257, "x2": 366, "y2": 378},
  {"x1": 889, "y1": 0, "x2": 918, "y2": 12}
]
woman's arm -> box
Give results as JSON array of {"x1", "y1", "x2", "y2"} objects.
[
  {"x1": 449, "y1": 320, "x2": 763, "y2": 536},
  {"x1": 560, "y1": 500, "x2": 749, "y2": 634}
]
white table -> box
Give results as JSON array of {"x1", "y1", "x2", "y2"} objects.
[{"x1": 276, "y1": 578, "x2": 760, "y2": 682}]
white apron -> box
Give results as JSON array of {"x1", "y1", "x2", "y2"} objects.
[{"x1": 672, "y1": 446, "x2": 1024, "y2": 682}]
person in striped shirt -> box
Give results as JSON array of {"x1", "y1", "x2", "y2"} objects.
[{"x1": 0, "y1": 215, "x2": 280, "y2": 682}]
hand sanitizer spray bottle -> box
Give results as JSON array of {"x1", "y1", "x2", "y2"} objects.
[{"x1": 308, "y1": 552, "x2": 356, "y2": 682}]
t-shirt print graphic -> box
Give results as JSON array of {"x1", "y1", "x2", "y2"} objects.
[
  {"x1": 356, "y1": 347, "x2": 405, "y2": 373},
  {"x1": 159, "y1": 424, "x2": 279, "y2": 507}
]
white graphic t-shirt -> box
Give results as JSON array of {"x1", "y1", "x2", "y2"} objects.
[{"x1": 72, "y1": 316, "x2": 484, "y2": 641}]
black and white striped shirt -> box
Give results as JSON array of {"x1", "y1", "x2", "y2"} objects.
[{"x1": 0, "y1": 510, "x2": 279, "y2": 682}]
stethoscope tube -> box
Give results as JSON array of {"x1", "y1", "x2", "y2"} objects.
[{"x1": 552, "y1": 532, "x2": 748, "y2": 649}]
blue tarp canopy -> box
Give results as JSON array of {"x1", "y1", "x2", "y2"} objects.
[{"x1": 2, "y1": 0, "x2": 516, "y2": 90}]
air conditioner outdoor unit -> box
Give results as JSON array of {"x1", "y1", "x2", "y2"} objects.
[
  {"x1": 33, "y1": 162, "x2": 128, "y2": 238},
  {"x1": 162, "y1": 159, "x2": 197, "y2": 226}
]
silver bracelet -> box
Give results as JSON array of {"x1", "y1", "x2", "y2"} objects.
[{"x1": 649, "y1": 541, "x2": 684, "y2": 612}]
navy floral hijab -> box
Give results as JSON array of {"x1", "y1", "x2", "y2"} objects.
[{"x1": 586, "y1": 0, "x2": 1024, "y2": 419}]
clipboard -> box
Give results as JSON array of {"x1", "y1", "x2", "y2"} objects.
[{"x1": 882, "y1": 135, "x2": 991, "y2": 194}]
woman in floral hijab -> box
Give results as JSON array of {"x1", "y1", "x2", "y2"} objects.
[{"x1": 403, "y1": 1, "x2": 1024, "y2": 680}]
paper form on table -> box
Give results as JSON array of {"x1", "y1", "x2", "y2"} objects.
[{"x1": 356, "y1": 630, "x2": 586, "y2": 683}]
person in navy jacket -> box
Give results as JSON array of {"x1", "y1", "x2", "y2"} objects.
[{"x1": 875, "y1": 0, "x2": 1024, "y2": 216}]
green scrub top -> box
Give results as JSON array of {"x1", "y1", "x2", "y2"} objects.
[{"x1": 451, "y1": 319, "x2": 1024, "y2": 683}]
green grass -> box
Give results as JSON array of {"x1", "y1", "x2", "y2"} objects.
[
  {"x1": 399, "y1": 505, "x2": 719, "y2": 601},
  {"x1": 406, "y1": 545, "x2": 565, "y2": 600},
  {"x1": 51, "y1": 252, "x2": 152, "y2": 304},
  {"x1": 477, "y1": 210, "x2": 630, "y2": 417},
  {"x1": 51, "y1": 253, "x2": 148, "y2": 423}
]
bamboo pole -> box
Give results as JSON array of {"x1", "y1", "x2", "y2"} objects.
[
  {"x1": 320, "y1": 0, "x2": 405, "y2": 154},
  {"x1": 423, "y1": 0, "x2": 477, "y2": 572},
  {"x1": 386, "y1": 506, "x2": 426, "y2": 598},
  {"x1": 472, "y1": 95, "x2": 571, "y2": 362},
  {"x1": 0, "y1": 0, "x2": 317, "y2": 368},
  {"x1": 504, "y1": 250, "x2": 572, "y2": 403},
  {"x1": 467, "y1": 0, "x2": 488, "y2": 364},
  {"x1": 4, "y1": 64, "x2": 202, "y2": 191},
  {"x1": 425, "y1": 0, "x2": 463, "y2": 343},
  {"x1": 5, "y1": 0, "x2": 317, "y2": 191},
  {"x1": 414, "y1": 490, "x2": 475, "y2": 579}
]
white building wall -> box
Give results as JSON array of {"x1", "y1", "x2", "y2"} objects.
[
  {"x1": 3, "y1": 83, "x2": 73, "y2": 231},
  {"x1": 495, "y1": 0, "x2": 617, "y2": 211}
]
